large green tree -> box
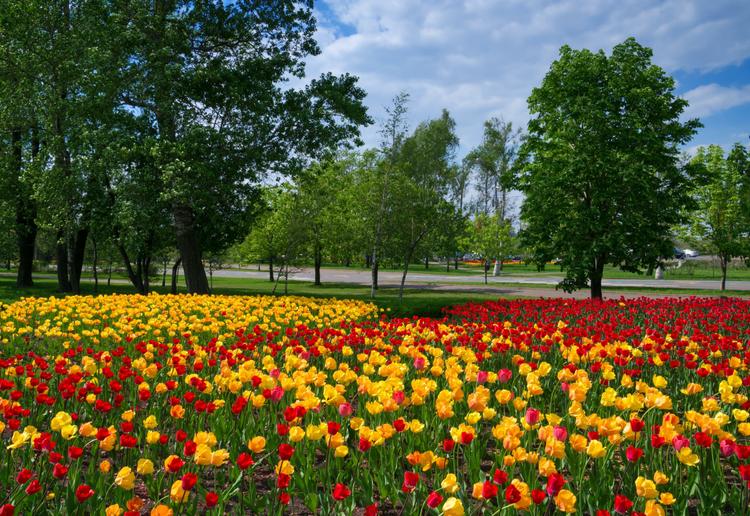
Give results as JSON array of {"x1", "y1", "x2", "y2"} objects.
[
  {"x1": 684, "y1": 145, "x2": 749, "y2": 290},
  {"x1": 518, "y1": 38, "x2": 701, "y2": 299},
  {"x1": 115, "y1": 0, "x2": 370, "y2": 293}
]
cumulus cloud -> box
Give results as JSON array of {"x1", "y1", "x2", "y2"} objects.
[
  {"x1": 682, "y1": 84, "x2": 750, "y2": 119},
  {"x1": 305, "y1": 0, "x2": 750, "y2": 153}
]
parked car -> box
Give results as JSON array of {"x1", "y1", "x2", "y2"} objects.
[
  {"x1": 673, "y1": 248, "x2": 685, "y2": 260},
  {"x1": 682, "y1": 249, "x2": 700, "y2": 258}
]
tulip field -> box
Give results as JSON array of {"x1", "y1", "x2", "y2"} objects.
[{"x1": 0, "y1": 294, "x2": 749, "y2": 515}]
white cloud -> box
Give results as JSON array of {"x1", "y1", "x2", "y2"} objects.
[
  {"x1": 307, "y1": 0, "x2": 750, "y2": 153},
  {"x1": 682, "y1": 83, "x2": 750, "y2": 118}
]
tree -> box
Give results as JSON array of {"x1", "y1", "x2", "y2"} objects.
[
  {"x1": 470, "y1": 213, "x2": 514, "y2": 284},
  {"x1": 465, "y1": 117, "x2": 521, "y2": 275},
  {"x1": 295, "y1": 156, "x2": 359, "y2": 286},
  {"x1": 391, "y1": 109, "x2": 459, "y2": 302},
  {"x1": 518, "y1": 38, "x2": 701, "y2": 299},
  {"x1": 683, "y1": 145, "x2": 749, "y2": 290},
  {"x1": 115, "y1": 0, "x2": 370, "y2": 294},
  {"x1": 369, "y1": 92, "x2": 409, "y2": 297}
]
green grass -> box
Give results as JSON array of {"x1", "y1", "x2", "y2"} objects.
[{"x1": 2, "y1": 265, "x2": 747, "y2": 320}]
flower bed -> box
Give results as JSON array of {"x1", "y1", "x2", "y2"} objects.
[{"x1": 0, "y1": 295, "x2": 748, "y2": 515}]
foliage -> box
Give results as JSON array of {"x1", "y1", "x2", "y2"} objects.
[
  {"x1": 682, "y1": 144, "x2": 749, "y2": 289},
  {"x1": 518, "y1": 38, "x2": 701, "y2": 298}
]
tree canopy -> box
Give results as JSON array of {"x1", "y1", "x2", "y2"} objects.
[{"x1": 518, "y1": 37, "x2": 701, "y2": 299}]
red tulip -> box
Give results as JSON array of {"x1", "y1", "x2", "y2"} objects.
[
  {"x1": 237, "y1": 452, "x2": 254, "y2": 470},
  {"x1": 545, "y1": 473, "x2": 565, "y2": 496},
  {"x1": 75, "y1": 484, "x2": 94, "y2": 503},
  {"x1": 625, "y1": 446, "x2": 644, "y2": 462},
  {"x1": 614, "y1": 494, "x2": 633, "y2": 513},
  {"x1": 205, "y1": 492, "x2": 219, "y2": 508},
  {"x1": 15, "y1": 469, "x2": 32, "y2": 485},
  {"x1": 482, "y1": 480, "x2": 499, "y2": 498},
  {"x1": 504, "y1": 484, "x2": 521, "y2": 504},
  {"x1": 278, "y1": 443, "x2": 294, "y2": 460},
  {"x1": 166, "y1": 456, "x2": 185, "y2": 473},
  {"x1": 277, "y1": 473, "x2": 291, "y2": 489},
  {"x1": 53, "y1": 463, "x2": 69, "y2": 479},
  {"x1": 426, "y1": 491, "x2": 443, "y2": 508},
  {"x1": 402, "y1": 471, "x2": 419, "y2": 493},
  {"x1": 181, "y1": 473, "x2": 198, "y2": 491},
  {"x1": 25, "y1": 479, "x2": 42, "y2": 495},
  {"x1": 332, "y1": 483, "x2": 351, "y2": 501},
  {"x1": 493, "y1": 468, "x2": 508, "y2": 485},
  {"x1": 531, "y1": 489, "x2": 546, "y2": 504}
]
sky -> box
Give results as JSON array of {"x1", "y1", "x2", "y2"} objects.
[{"x1": 305, "y1": 0, "x2": 750, "y2": 157}]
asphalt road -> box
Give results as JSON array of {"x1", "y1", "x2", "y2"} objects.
[{"x1": 217, "y1": 266, "x2": 750, "y2": 296}]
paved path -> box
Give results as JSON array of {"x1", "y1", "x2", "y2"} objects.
[
  {"x1": 5, "y1": 267, "x2": 747, "y2": 300},
  {"x1": 217, "y1": 266, "x2": 750, "y2": 293}
]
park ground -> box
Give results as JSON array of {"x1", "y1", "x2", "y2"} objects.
[{"x1": 2, "y1": 258, "x2": 748, "y2": 318}]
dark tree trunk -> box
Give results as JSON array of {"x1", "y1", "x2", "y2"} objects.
[
  {"x1": 162, "y1": 258, "x2": 168, "y2": 288},
  {"x1": 371, "y1": 259, "x2": 379, "y2": 292},
  {"x1": 344, "y1": 257, "x2": 350, "y2": 267},
  {"x1": 454, "y1": 256, "x2": 459, "y2": 270},
  {"x1": 56, "y1": 230, "x2": 73, "y2": 292},
  {"x1": 143, "y1": 256, "x2": 151, "y2": 293},
  {"x1": 484, "y1": 260, "x2": 489, "y2": 285},
  {"x1": 720, "y1": 256, "x2": 728, "y2": 291},
  {"x1": 365, "y1": 254, "x2": 371, "y2": 268},
  {"x1": 590, "y1": 256, "x2": 605, "y2": 300},
  {"x1": 107, "y1": 260, "x2": 112, "y2": 286},
  {"x1": 119, "y1": 245, "x2": 145, "y2": 294},
  {"x1": 269, "y1": 257, "x2": 274, "y2": 282},
  {"x1": 69, "y1": 228, "x2": 89, "y2": 294},
  {"x1": 314, "y1": 246, "x2": 322, "y2": 286},
  {"x1": 92, "y1": 237, "x2": 98, "y2": 294},
  {"x1": 424, "y1": 256, "x2": 429, "y2": 269},
  {"x1": 171, "y1": 257, "x2": 182, "y2": 294},
  {"x1": 446, "y1": 258, "x2": 450, "y2": 272},
  {"x1": 173, "y1": 204, "x2": 209, "y2": 293},
  {"x1": 11, "y1": 128, "x2": 37, "y2": 288}
]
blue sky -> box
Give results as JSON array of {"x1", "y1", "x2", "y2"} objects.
[{"x1": 306, "y1": 0, "x2": 750, "y2": 156}]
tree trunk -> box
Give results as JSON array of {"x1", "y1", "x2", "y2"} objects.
[
  {"x1": 314, "y1": 246, "x2": 322, "y2": 286},
  {"x1": 107, "y1": 260, "x2": 112, "y2": 286},
  {"x1": 56, "y1": 230, "x2": 73, "y2": 292},
  {"x1": 454, "y1": 256, "x2": 458, "y2": 270},
  {"x1": 424, "y1": 256, "x2": 429, "y2": 269},
  {"x1": 590, "y1": 256, "x2": 605, "y2": 300},
  {"x1": 446, "y1": 258, "x2": 450, "y2": 272},
  {"x1": 268, "y1": 257, "x2": 274, "y2": 282},
  {"x1": 399, "y1": 247, "x2": 419, "y2": 304},
  {"x1": 117, "y1": 243, "x2": 145, "y2": 294},
  {"x1": 69, "y1": 228, "x2": 89, "y2": 294},
  {"x1": 371, "y1": 258, "x2": 379, "y2": 295},
  {"x1": 162, "y1": 258, "x2": 168, "y2": 288},
  {"x1": 365, "y1": 254, "x2": 371, "y2": 268},
  {"x1": 720, "y1": 256, "x2": 728, "y2": 291},
  {"x1": 484, "y1": 260, "x2": 488, "y2": 285},
  {"x1": 12, "y1": 128, "x2": 37, "y2": 288},
  {"x1": 173, "y1": 204, "x2": 209, "y2": 293},
  {"x1": 142, "y1": 256, "x2": 151, "y2": 293},
  {"x1": 92, "y1": 237, "x2": 98, "y2": 294},
  {"x1": 171, "y1": 257, "x2": 182, "y2": 294}
]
